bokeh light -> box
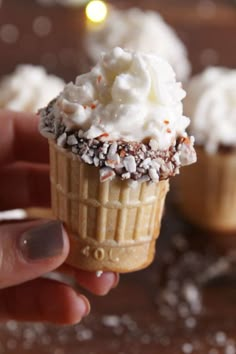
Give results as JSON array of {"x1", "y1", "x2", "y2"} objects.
[
  {"x1": 85, "y1": 0, "x2": 108, "y2": 24},
  {"x1": 0, "y1": 24, "x2": 19, "y2": 44},
  {"x1": 33, "y1": 16, "x2": 52, "y2": 37}
]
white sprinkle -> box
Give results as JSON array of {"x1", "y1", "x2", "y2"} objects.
[
  {"x1": 183, "y1": 283, "x2": 201, "y2": 314},
  {"x1": 141, "y1": 144, "x2": 147, "y2": 152},
  {"x1": 114, "y1": 153, "x2": 121, "y2": 164},
  {"x1": 148, "y1": 168, "x2": 159, "y2": 182},
  {"x1": 108, "y1": 142, "x2": 118, "y2": 159},
  {"x1": 100, "y1": 167, "x2": 116, "y2": 182},
  {"x1": 57, "y1": 133, "x2": 67, "y2": 147},
  {"x1": 215, "y1": 331, "x2": 227, "y2": 346},
  {"x1": 93, "y1": 156, "x2": 99, "y2": 167},
  {"x1": 179, "y1": 142, "x2": 197, "y2": 166},
  {"x1": 182, "y1": 343, "x2": 193, "y2": 353},
  {"x1": 102, "y1": 315, "x2": 121, "y2": 328},
  {"x1": 122, "y1": 172, "x2": 131, "y2": 180},
  {"x1": 96, "y1": 270, "x2": 103, "y2": 277},
  {"x1": 88, "y1": 149, "x2": 94, "y2": 157},
  {"x1": 101, "y1": 143, "x2": 109, "y2": 154},
  {"x1": 67, "y1": 135, "x2": 78, "y2": 146},
  {"x1": 174, "y1": 152, "x2": 181, "y2": 165},
  {"x1": 183, "y1": 283, "x2": 199, "y2": 303},
  {"x1": 60, "y1": 99, "x2": 77, "y2": 114},
  {"x1": 81, "y1": 154, "x2": 93, "y2": 164},
  {"x1": 140, "y1": 157, "x2": 151, "y2": 170},
  {"x1": 76, "y1": 328, "x2": 93, "y2": 341},
  {"x1": 123, "y1": 155, "x2": 136, "y2": 173},
  {"x1": 85, "y1": 126, "x2": 104, "y2": 139},
  {"x1": 151, "y1": 159, "x2": 161, "y2": 171}
]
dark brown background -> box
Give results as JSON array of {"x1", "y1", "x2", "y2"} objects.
[
  {"x1": 0, "y1": 0, "x2": 236, "y2": 80},
  {"x1": 0, "y1": 1, "x2": 236, "y2": 353}
]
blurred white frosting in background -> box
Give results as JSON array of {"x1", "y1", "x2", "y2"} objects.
[
  {"x1": 85, "y1": 7, "x2": 191, "y2": 82},
  {"x1": 184, "y1": 67, "x2": 236, "y2": 154},
  {"x1": 0, "y1": 65, "x2": 64, "y2": 221},
  {"x1": 0, "y1": 65, "x2": 65, "y2": 113}
]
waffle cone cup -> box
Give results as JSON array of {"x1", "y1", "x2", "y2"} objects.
[
  {"x1": 177, "y1": 146, "x2": 236, "y2": 232},
  {"x1": 49, "y1": 140, "x2": 169, "y2": 273}
]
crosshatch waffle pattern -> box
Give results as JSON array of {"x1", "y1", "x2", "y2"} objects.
[
  {"x1": 177, "y1": 147, "x2": 236, "y2": 232},
  {"x1": 49, "y1": 141, "x2": 169, "y2": 272}
]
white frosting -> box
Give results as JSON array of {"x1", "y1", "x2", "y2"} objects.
[
  {"x1": 0, "y1": 65, "x2": 65, "y2": 113},
  {"x1": 56, "y1": 47, "x2": 190, "y2": 150},
  {"x1": 85, "y1": 7, "x2": 191, "y2": 82},
  {"x1": 185, "y1": 67, "x2": 236, "y2": 153}
]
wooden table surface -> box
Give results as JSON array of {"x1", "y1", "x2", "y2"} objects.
[{"x1": 0, "y1": 1, "x2": 236, "y2": 353}]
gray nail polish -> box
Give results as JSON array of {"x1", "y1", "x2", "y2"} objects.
[{"x1": 20, "y1": 221, "x2": 64, "y2": 261}]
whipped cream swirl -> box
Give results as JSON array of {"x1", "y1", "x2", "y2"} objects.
[
  {"x1": 185, "y1": 67, "x2": 236, "y2": 153},
  {"x1": 50, "y1": 47, "x2": 190, "y2": 151}
]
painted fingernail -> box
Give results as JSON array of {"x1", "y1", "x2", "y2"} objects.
[
  {"x1": 112, "y1": 273, "x2": 120, "y2": 289},
  {"x1": 79, "y1": 295, "x2": 91, "y2": 317},
  {"x1": 20, "y1": 221, "x2": 64, "y2": 261}
]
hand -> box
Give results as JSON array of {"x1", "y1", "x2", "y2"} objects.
[{"x1": 0, "y1": 110, "x2": 119, "y2": 325}]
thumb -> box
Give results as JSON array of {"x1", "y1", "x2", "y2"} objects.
[{"x1": 0, "y1": 220, "x2": 69, "y2": 289}]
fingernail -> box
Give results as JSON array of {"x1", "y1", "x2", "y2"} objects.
[
  {"x1": 20, "y1": 221, "x2": 64, "y2": 261},
  {"x1": 112, "y1": 273, "x2": 120, "y2": 289},
  {"x1": 79, "y1": 295, "x2": 91, "y2": 317}
]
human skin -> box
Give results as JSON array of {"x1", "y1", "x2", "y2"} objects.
[{"x1": 0, "y1": 110, "x2": 119, "y2": 324}]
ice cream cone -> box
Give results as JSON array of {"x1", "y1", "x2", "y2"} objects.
[
  {"x1": 49, "y1": 140, "x2": 169, "y2": 273},
  {"x1": 40, "y1": 47, "x2": 196, "y2": 272},
  {"x1": 177, "y1": 146, "x2": 236, "y2": 232}
]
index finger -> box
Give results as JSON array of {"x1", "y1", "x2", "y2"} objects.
[{"x1": 0, "y1": 109, "x2": 49, "y2": 166}]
